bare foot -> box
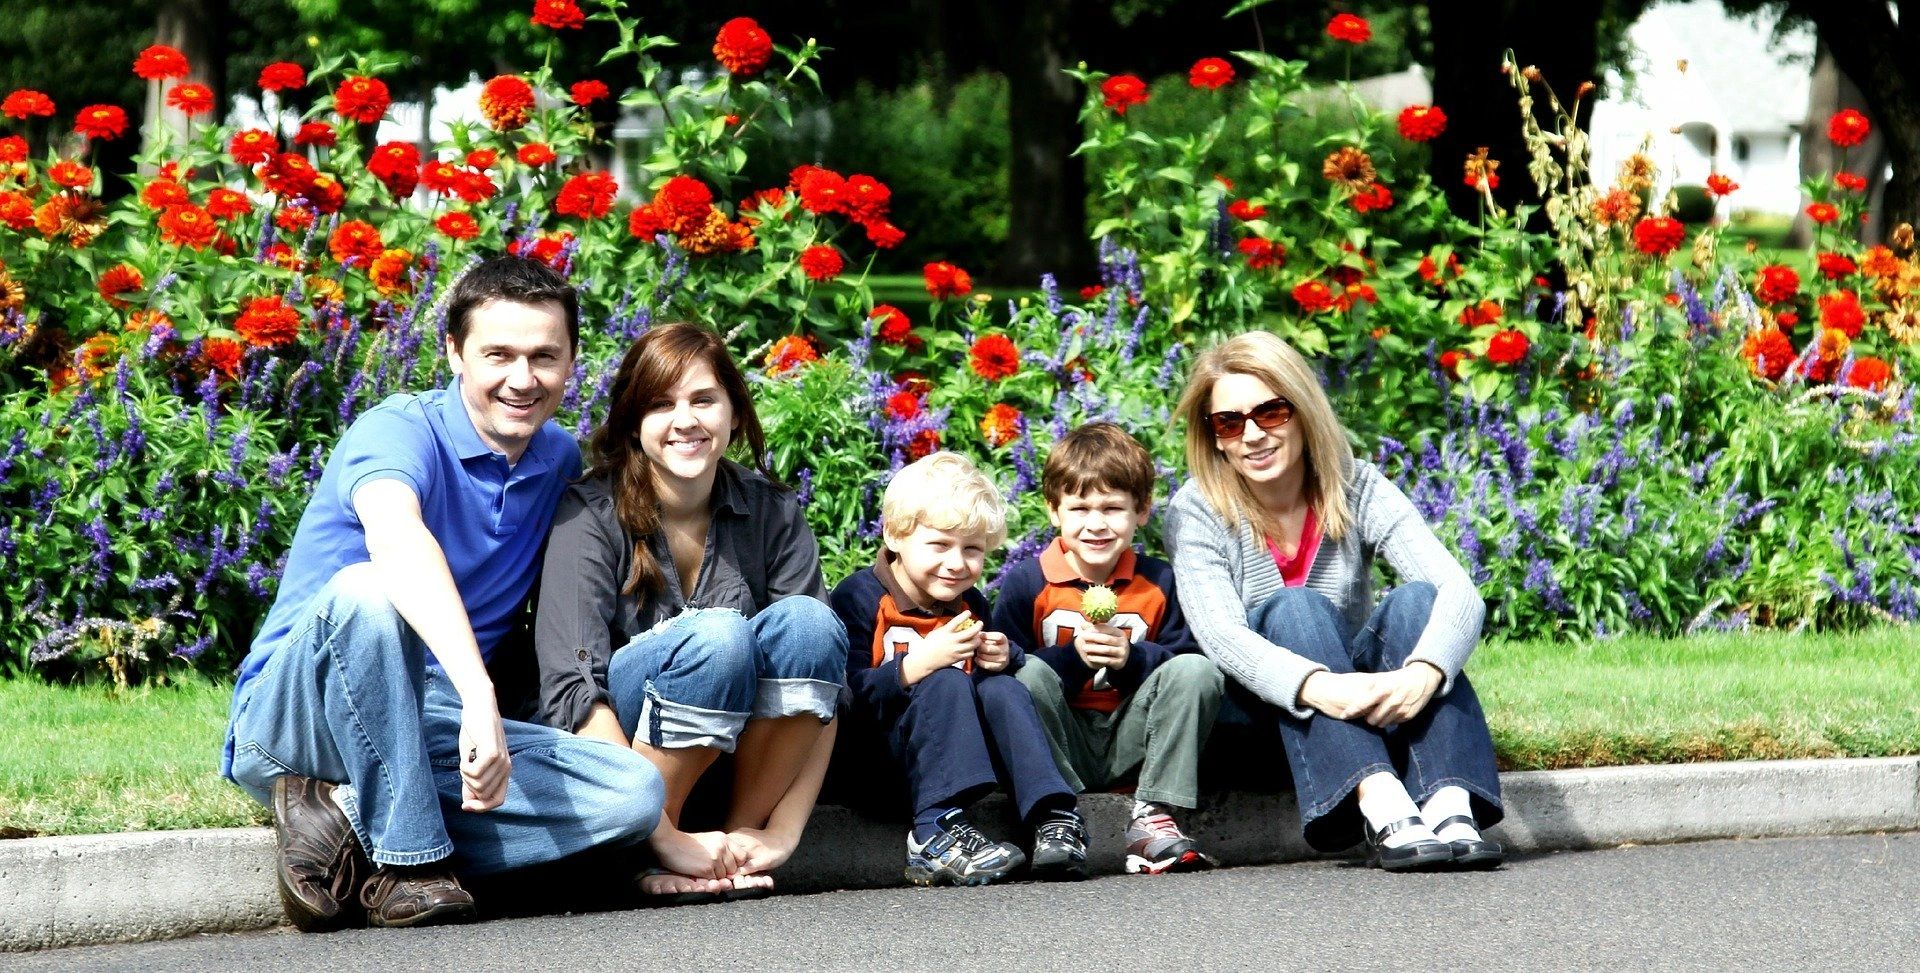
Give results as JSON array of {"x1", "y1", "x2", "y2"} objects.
[
  {"x1": 650, "y1": 824, "x2": 737, "y2": 879},
  {"x1": 730, "y1": 872, "x2": 775, "y2": 892},
  {"x1": 638, "y1": 869, "x2": 729, "y2": 898}
]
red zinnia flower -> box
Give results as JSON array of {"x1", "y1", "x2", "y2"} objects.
[
  {"x1": 1101, "y1": 74, "x2": 1149, "y2": 115},
  {"x1": 1485, "y1": 328, "x2": 1530, "y2": 365},
  {"x1": 1459, "y1": 300, "x2": 1503, "y2": 327},
  {"x1": 228, "y1": 129, "x2": 276, "y2": 166},
  {"x1": 234, "y1": 295, "x2": 301, "y2": 348},
  {"x1": 968, "y1": 334, "x2": 1020, "y2": 381},
  {"x1": 1828, "y1": 109, "x2": 1871, "y2": 148},
  {"x1": 206, "y1": 188, "x2": 251, "y2": 221},
  {"x1": 1237, "y1": 238, "x2": 1285, "y2": 270},
  {"x1": 334, "y1": 76, "x2": 391, "y2": 124},
  {"x1": 980, "y1": 403, "x2": 1023, "y2": 448},
  {"x1": 139, "y1": 178, "x2": 189, "y2": 210},
  {"x1": 367, "y1": 141, "x2": 421, "y2": 197},
  {"x1": 1847, "y1": 355, "x2": 1892, "y2": 391},
  {"x1": 765, "y1": 334, "x2": 819, "y2": 376},
  {"x1": 262, "y1": 152, "x2": 319, "y2": 198},
  {"x1": 713, "y1": 17, "x2": 774, "y2": 76},
  {"x1": 166, "y1": 83, "x2": 214, "y2": 117},
  {"x1": 201, "y1": 337, "x2": 245, "y2": 379},
  {"x1": 1351, "y1": 182, "x2": 1393, "y2": 213},
  {"x1": 885, "y1": 389, "x2": 922, "y2": 421},
  {"x1": 2, "y1": 90, "x2": 54, "y2": 120},
  {"x1": 274, "y1": 205, "x2": 315, "y2": 234},
  {"x1": 799, "y1": 244, "x2": 844, "y2": 282},
  {"x1": 1292, "y1": 280, "x2": 1335, "y2": 313},
  {"x1": 48, "y1": 161, "x2": 93, "y2": 189},
  {"x1": 1327, "y1": 13, "x2": 1371, "y2": 43},
  {"x1": 437, "y1": 212, "x2": 481, "y2": 240},
  {"x1": 1227, "y1": 199, "x2": 1266, "y2": 221},
  {"x1": 0, "y1": 136, "x2": 25, "y2": 163},
  {"x1": 864, "y1": 220, "x2": 906, "y2": 249},
  {"x1": 480, "y1": 76, "x2": 536, "y2": 131},
  {"x1": 653, "y1": 174, "x2": 716, "y2": 234},
  {"x1": 420, "y1": 159, "x2": 461, "y2": 196},
  {"x1": 907, "y1": 430, "x2": 941, "y2": 461},
  {"x1": 1705, "y1": 173, "x2": 1738, "y2": 196},
  {"x1": 531, "y1": 0, "x2": 585, "y2": 30},
  {"x1": 97, "y1": 264, "x2": 144, "y2": 308},
  {"x1": 1632, "y1": 216, "x2": 1686, "y2": 257},
  {"x1": 133, "y1": 45, "x2": 190, "y2": 81},
  {"x1": 328, "y1": 220, "x2": 384, "y2": 267},
  {"x1": 454, "y1": 167, "x2": 497, "y2": 203},
  {"x1": 1806, "y1": 202, "x2": 1839, "y2": 225},
  {"x1": 1079, "y1": 285, "x2": 1105, "y2": 301},
  {"x1": 871, "y1": 304, "x2": 913, "y2": 345},
  {"x1": 555, "y1": 171, "x2": 618, "y2": 219},
  {"x1": 843, "y1": 174, "x2": 893, "y2": 225},
  {"x1": 259, "y1": 62, "x2": 306, "y2": 92},
  {"x1": 1754, "y1": 264, "x2": 1799, "y2": 305},
  {"x1": 1396, "y1": 105, "x2": 1447, "y2": 142},
  {"x1": 158, "y1": 204, "x2": 218, "y2": 249},
  {"x1": 517, "y1": 142, "x2": 556, "y2": 167},
  {"x1": 0, "y1": 191, "x2": 31, "y2": 231},
  {"x1": 794, "y1": 166, "x2": 847, "y2": 215},
  {"x1": 924, "y1": 261, "x2": 973, "y2": 299},
  {"x1": 293, "y1": 122, "x2": 337, "y2": 147},
  {"x1": 1189, "y1": 57, "x2": 1234, "y2": 90},
  {"x1": 1816, "y1": 252, "x2": 1858, "y2": 280},
  {"x1": 1817, "y1": 289, "x2": 1865, "y2": 337},
  {"x1": 1742, "y1": 328, "x2": 1794, "y2": 381},
  {"x1": 570, "y1": 80, "x2": 610, "y2": 106},
  {"x1": 466, "y1": 149, "x2": 498, "y2": 169},
  {"x1": 74, "y1": 105, "x2": 128, "y2": 141},
  {"x1": 1834, "y1": 172, "x2": 1868, "y2": 193},
  {"x1": 1438, "y1": 348, "x2": 1471, "y2": 380}
]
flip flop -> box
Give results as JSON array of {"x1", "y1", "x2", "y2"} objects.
[
  {"x1": 637, "y1": 867, "x2": 726, "y2": 906},
  {"x1": 722, "y1": 874, "x2": 775, "y2": 902}
]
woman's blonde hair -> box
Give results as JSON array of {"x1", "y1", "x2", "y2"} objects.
[
  {"x1": 881, "y1": 451, "x2": 1009, "y2": 548},
  {"x1": 1174, "y1": 331, "x2": 1353, "y2": 542}
]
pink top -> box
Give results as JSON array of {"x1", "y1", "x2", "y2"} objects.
[{"x1": 1266, "y1": 507, "x2": 1321, "y2": 587}]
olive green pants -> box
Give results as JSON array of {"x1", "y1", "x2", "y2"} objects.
[{"x1": 1014, "y1": 653, "x2": 1224, "y2": 810}]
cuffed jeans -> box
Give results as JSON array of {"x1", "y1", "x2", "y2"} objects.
[
  {"x1": 1016, "y1": 654, "x2": 1224, "y2": 810},
  {"x1": 607, "y1": 597, "x2": 845, "y2": 752},
  {"x1": 226, "y1": 563, "x2": 665, "y2": 874},
  {"x1": 1241, "y1": 582, "x2": 1502, "y2": 852}
]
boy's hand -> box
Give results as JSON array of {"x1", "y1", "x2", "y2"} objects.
[
  {"x1": 1073, "y1": 623, "x2": 1130, "y2": 673},
  {"x1": 901, "y1": 612, "x2": 982, "y2": 685},
  {"x1": 975, "y1": 631, "x2": 1011, "y2": 672}
]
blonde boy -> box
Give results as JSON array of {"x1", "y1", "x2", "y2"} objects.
[{"x1": 830, "y1": 452, "x2": 1086, "y2": 885}]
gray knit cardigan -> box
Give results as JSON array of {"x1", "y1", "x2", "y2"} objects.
[{"x1": 1162, "y1": 458, "x2": 1484, "y2": 719}]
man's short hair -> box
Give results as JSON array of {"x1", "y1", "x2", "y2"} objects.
[
  {"x1": 881, "y1": 451, "x2": 1008, "y2": 548},
  {"x1": 444, "y1": 255, "x2": 579, "y2": 350},
  {"x1": 1041, "y1": 421, "x2": 1156, "y2": 510}
]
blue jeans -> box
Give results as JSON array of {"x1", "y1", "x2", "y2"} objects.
[
  {"x1": 226, "y1": 563, "x2": 665, "y2": 874},
  {"x1": 608, "y1": 597, "x2": 846, "y2": 751},
  {"x1": 1241, "y1": 583, "x2": 1502, "y2": 852}
]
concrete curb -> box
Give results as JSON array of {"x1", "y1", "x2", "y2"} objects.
[{"x1": 5, "y1": 756, "x2": 1916, "y2": 952}]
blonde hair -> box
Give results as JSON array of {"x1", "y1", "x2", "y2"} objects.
[
  {"x1": 881, "y1": 451, "x2": 1009, "y2": 548},
  {"x1": 1174, "y1": 331, "x2": 1353, "y2": 542}
]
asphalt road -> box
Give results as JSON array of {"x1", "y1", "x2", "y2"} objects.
[{"x1": 10, "y1": 833, "x2": 1917, "y2": 973}]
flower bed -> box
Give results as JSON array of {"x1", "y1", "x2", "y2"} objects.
[{"x1": 0, "y1": 3, "x2": 1914, "y2": 683}]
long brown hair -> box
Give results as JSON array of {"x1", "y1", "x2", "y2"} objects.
[
  {"x1": 1174, "y1": 331, "x2": 1354, "y2": 542},
  {"x1": 587, "y1": 323, "x2": 780, "y2": 596}
]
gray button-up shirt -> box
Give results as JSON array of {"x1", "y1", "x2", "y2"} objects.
[{"x1": 530, "y1": 460, "x2": 827, "y2": 732}]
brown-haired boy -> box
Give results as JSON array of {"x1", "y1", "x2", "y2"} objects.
[{"x1": 991, "y1": 422, "x2": 1225, "y2": 873}]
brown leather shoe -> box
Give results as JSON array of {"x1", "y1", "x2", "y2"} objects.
[
  {"x1": 360, "y1": 865, "x2": 477, "y2": 928},
  {"x1": 271, "y1": 775, "x2": 368, "y2": 932}
]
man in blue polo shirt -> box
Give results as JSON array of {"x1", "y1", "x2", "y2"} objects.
[{"x1": 224, "y1": 255, "x2": 735, "y2": 931}]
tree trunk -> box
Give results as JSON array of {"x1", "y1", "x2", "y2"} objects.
[
  {"x1": 1426, "y1": 0, "x2": 1603, "y2": 226},
  {"x1": 990, "y1": 0, "x2": 1092, "y2": 287},
  {"x1": 144, "y1": 0, "x2": 228, "y2": 166},
  {"x1": 1802, "y1": 1, "x2": 1920, "y2": 236},
  {"x1": 1791, "y1": 44, "x2": 1885, "y2": 246}
]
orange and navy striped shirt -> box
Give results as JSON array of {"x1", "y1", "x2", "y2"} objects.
[
  {"x1": 830, "y1": 551, "x2": 1019, "y2": 716},
  {"x1": 988, "y1": 538, "x2": 1195, "y2": 713}
]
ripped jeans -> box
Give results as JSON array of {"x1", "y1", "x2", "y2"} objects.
[{"x1": 606, "y1": 597, "x2": 846, "y2": 752}]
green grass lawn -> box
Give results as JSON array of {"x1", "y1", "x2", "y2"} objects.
[{"x1": 1, "y1": 627, "x2": 1915, "y2": 838}]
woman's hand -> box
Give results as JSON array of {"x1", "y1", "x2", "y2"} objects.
[
  {"x1": 1363, "y1": 663, "x2": 1443, "y2": 727},
  {"x1": 726, "y1": 826, "x2": 797, "y2": 874},
  {"x1": 1297, "y1": 670, "x2": 1389, "y2": 721}
]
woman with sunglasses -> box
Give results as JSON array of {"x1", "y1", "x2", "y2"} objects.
[{"x1": 1163, "y1": 331, "x2": 1503, "y2": 871}]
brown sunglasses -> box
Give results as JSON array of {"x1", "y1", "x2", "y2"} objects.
[{"x1": 1207, "y1": 397, "x2": 1294, "y2": 438}]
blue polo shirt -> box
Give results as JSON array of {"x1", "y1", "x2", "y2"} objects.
[{"x1": 231, "y1": 378, "x2": 582, "y2": 700}]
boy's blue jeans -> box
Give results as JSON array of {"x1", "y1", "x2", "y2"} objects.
[
  {"x1": 1233, "y1": 582, "x2": 1503, "y2": 852},
  {"x1": 606, "y1": 597, "x2": 846, "y2": 751},
  {"x1": 226, "y1": 564, "x2": 664, "y2": 874}
]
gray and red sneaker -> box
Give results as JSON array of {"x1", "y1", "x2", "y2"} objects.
[{"x1": 1123, "y1": 810, "x2": 1217, "y2": 875}]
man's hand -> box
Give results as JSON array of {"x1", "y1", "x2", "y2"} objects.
[
  {"x1": 1362, "y1": 663, "x2": 1443, "y2": 727},
  {"x1": 1073, "y1": 623, "x2": 1131, "y2": 673},
  {"x1": 975, "y1": 631, "x2": 1012, "y2": 672},
  {"x1": 1297, "y1": 670, "x2": 1390, "y2": 721},
  {"x1": 458, "y1": 698, "x2": 511, "y2": 812},
  {"x1": 900, "y1": 612, "x2": 982, "y2": 685}
]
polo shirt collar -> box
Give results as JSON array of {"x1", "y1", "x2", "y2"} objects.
[
  {"x1": 439, "y1": 376, "x2": 556, "y2": 474},
  {"x1": 1039, "y1": 536, "x2": 1137, "y2": 586},
  {"x1": 871, "y1": 548, "x2": 966, "y2": 617}
]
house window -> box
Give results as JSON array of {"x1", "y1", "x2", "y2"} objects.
[{"x1": 1733, "y1": 136, "x2": 1751, "y2": 163}]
